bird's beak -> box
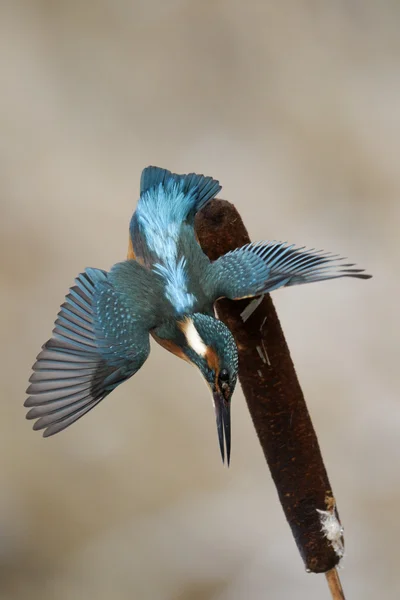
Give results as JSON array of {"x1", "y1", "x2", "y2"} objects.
[{"x1": 213, "y1": 391, "x2": 231, "y2": 465}]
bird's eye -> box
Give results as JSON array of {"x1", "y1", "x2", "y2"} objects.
[{"x1": 219, "y1": 368, "x2": 229, "y2": 383}]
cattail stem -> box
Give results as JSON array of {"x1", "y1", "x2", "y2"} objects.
[
  {"x1": 196, "y1": 200, "x2": 345, "y2": 590},
  {"x1": 326, "y1": 568, "x2": 346, "y2": 600}
]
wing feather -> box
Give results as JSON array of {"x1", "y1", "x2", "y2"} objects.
[
  {"x1": 25, "y1": 268, "x2": 151, "y2": 436},
  {"x1": 206, "y1": 241, "x2": 371, "y2": 301}
]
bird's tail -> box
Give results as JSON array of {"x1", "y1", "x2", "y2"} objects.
[{"x1": 139, "y1": 166, "x2": 221, "y2": 222}]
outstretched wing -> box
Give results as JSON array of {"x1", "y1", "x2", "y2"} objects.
[
  {"x1": 205, "y1": 241, "x2": 371, "y2": 301},
  {"x1": 25, "y1": 265, "x2": 155, "y2": 437}
]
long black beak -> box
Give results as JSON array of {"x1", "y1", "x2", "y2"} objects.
[{"x1": 214, "y1": 392, "x2": 231, "y2": 465}]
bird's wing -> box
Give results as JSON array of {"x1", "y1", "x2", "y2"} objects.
[
  {"x1": 204, "y1": 241, "x2": 371, "y2": 301},
  {"x1": 25, "y1": 264, "x2": 157, "y2": 437}
]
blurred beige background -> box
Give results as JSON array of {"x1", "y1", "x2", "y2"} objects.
[{"x1": 0, "y1": 1, "x2": 398, "y2": 599}]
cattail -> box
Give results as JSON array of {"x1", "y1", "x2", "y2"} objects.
[{"x1": 196, "y1": 200, "x2": 345, "y2": 595}]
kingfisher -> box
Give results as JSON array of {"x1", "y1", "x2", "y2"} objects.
[{"x1": 25, "y1": 166, "x2": 371, "y2": 463}]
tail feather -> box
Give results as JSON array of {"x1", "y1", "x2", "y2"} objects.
[
  {"x1": 131, "y1": 166, "x2": 221, "y2": 265},
  {"x1": 140, "y1": 166, "x2": 171, "y2": 195},
  {"x1": 139, "y1": 165, "x2": 221, "y2": 219}
]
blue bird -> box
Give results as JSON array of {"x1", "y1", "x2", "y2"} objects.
[{"x1": 25, "y1": 166, "x2": 371, "y2": 463}]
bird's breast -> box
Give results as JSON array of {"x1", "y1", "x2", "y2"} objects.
[{"x1": 150, "y1": 330, "x2": 190, "y2": 363}]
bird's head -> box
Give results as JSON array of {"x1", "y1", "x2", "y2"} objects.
[{"x1": 178, "y1": 314, "x2": 238, "y2": 464}]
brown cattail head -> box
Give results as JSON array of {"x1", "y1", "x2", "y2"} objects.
[{"x1": 196, "y1": 199, "x2": 344, "y2": 573}]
